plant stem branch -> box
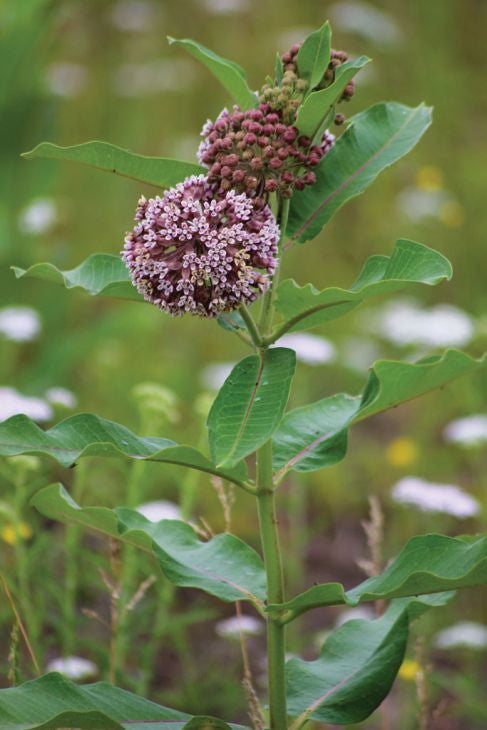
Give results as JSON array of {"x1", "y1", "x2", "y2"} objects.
[{"x1": 239, "y1": 304, "x2": 263, "y2": 348}]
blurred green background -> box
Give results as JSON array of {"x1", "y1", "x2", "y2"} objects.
[{"x1": 1, "y1": 1, "x2": 486, "y2": 728}]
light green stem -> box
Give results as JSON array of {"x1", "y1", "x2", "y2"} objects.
[{"x1": 256, "y1": 438, "x2": 287, "y2": 730}]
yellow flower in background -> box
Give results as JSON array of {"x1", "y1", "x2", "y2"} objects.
[
  {"x1": 440, "y1": 200, "x2": 465, "y2": 228},
  {"x1": 386, "y1": 438, "x2": 419, "y2": 467},
  {"x1": 416, "y1": 165, "x2": 444, "y2": 191},
  {"x1": 1, "y1": 522, "x2": 33, "y2": 545},
  {"x1": 399, "y1": 659, "x2": 420, "y2": 681}
]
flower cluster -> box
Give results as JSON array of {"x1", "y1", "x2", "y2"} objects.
[
  {"x1": 260, "y1": 42, "x2": 355, "y2": 126},
  {"x1": 198, "y1": 103, "x2": 335, "y2": 200},
  {"x1": 123, "y1": 175, "x2": 278, "y2": 317}
]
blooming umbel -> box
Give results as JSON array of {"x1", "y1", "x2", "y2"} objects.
[
  {"x1": 123, "y1": 175, "x2": 278, "y2": 317},
  {"x1": 198, "y1": 103, "x2": 334, "y2": 200}
]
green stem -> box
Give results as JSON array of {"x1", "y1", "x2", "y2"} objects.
[
  {"x1": 259, "y1": 197, "x2": 290, "y2": 337},
  {"x1": 239, "y1": 304, "x2": 263, "y2": 348},
  {"x1": 257, "y1": 437, "x2": 287, "y2": 730}
]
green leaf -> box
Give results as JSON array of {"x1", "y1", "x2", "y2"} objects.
[
  {"x1": 286, "y1": 595, "x2": 449, "y2": 725},
  {"x1": 296, "y1": 56, "x2": 371, "y2": 138},
  {"x1": 272, "y1": 349, "x2": 485, "y2": 474},
  {"x1": 167, "y1": 37, "x2": 257, "y2": 110},
  {"x1": 287, "y1": 102, "x2": 433, "y2": 242},
  {"x1": 0, "y1": 412, "x2": 248, "y2": 488},
  {"x1": 32, "y1": 483, "x2": 267, "y2": 607},
  {"x1": 269, "y1": 534, "x2": 487, "y2": 621},
  {"x1": 296, "y1": 21, "x2": 332, "y2": 91},
  {"x1": 207, "y1": 348, "x2": 296, "y2": 468},
  {"x1": 0, "y1": 671, "x2": 190, "y2": 729},
  {"x1": 273, "y1": 239, "x2": 452, "y2": 334},
  {"x1": 21, "y1": 141, "x2": 205, "y2": 188},
  {"x1": 12, "y1": 254, "x2": 142, "y2": 302},
  {"x1": 274, "y1": 52, "x2": 284, "y2": 85}
]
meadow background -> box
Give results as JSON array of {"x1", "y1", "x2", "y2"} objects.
[{"x1": 1, "y1": 1, "x2": 486, "y2": 728}]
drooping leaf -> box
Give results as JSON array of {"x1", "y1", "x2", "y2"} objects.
[
  {"x1": 167, "y1": 37, "x2": 257, "y2": 110},
  {"x1": 286, "y1": 595, "x2": 450, "y2": 725},
  {"x1": 0, "y1": 671, "x2": 189, "y2": 730},
  {"x1": 217, "y1": 310, "x2": 247, "y2": 333},
  {"x1": 21, "y1": 141, "x2": 205, "y2": 188},
  {"x1": 296, "y1": 56, "x2": 371, "y2": 138},
  {"x1": 274, "y1": 239, "x2": 452, "y2": 335},
  {"x1": 287, "y1": 102, "x2": 433, "y2": 242},
  {"x1": 296, "y1": 21, "x2": 332, "y2": 91},
  {"x1": 207, "y1": 348, "x2": 296, "y2": 468},
  {"x1": 12, "y1": 254, "x2": 142, "y2": 302},
  {"x1": 32, "y1": 484, "x2": 267, "y2": 607},
  {"x1": 272, "y1": 350, "x2": 485, "y2": 474},
  {"x1": 0, "y1": 412, "x2": 248, "y2": 488},
  {"x1": 269, "y1": 534, "x2": 487, "y2": 621}
]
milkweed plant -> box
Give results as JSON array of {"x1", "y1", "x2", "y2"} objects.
[{"x1": 1, "y1": 20, "x2": 486, "y2": 730}]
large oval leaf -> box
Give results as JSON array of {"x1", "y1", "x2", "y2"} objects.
[
  {"x1": 167, "y1": 37, "x2": 257, "y2": 111},
  {"x1": 32, "y1": 483, "x2": 267, "y2": 607},
  {"x1": 12, "y1": 254, "x2": 142, "y2": 301},
  {"x1": 208, "y1": 348, "x2": 296, "y2": 468},
  {"x1": 269, "y1": 533, "x2": 487, "y2": 621},
  {"x1": 272, "y1": 350, "x2": 485, "y2": 475},
  {"x1": 273, "y1": 239, "x2": 452, "y2": 336},
  {"x1": 0, "y1": 672, "x2": 245, "y2": 730},
  {"x1": 0, "y1": 412, "x2": 248, "y2": 488},
  {"x1": 287, "y1": 102, "x2": 433, "y2": 242},
  {"x1": 286, "y1": 595, "x2": 449, "y2": 726},
  {"x1": 22, "y1": 141, "x2": 205, "y2": 188}
]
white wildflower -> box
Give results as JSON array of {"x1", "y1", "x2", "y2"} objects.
[
  {"x1": 202, "y1": 0, "x2": 249, "y2": 14},
  {"x1": 330, "y1": 1, "x2": 401, "y2": 45},
  {"x1": 435, "y1": 622, "x2": 487, "y2": 650},
  {"x1": 201, "y1": 362, "x2": 235, "y2": 391},
  {"x1": 216, "y1": 614, "x2": 263, "y2": 639},
  {"x1": 0, "y1": 388, "x2": 52, "y2": 422},
  {"x1": 0, "y1": 307, "x2": 41, "y2": 342},
  {"x1": 18, "y1": 198, "x2": 57, "y2": 235},
  {"x1": 109, "y1": 0, "x2": 159, "y2": 32},
  {"x1": 45, "y1": 387, "x2": 77, "y2": 409},
  {"x1": 46, "y1": 656, "x2": 98, "y2": 680},
  {"x1": 45, "y1": 63, "x2": 87, "y2": 98},
  {"x1": 136, "y1": 500, "x2": 182, "y2": 523},
  {"x1": 444, "y1": 415, "x2": 487, "y2": 447},
  {"x1": 391, "y1": 476, "x2": 480, "y2": 518},
  {"x1": 375, "y1": 298, "x2": 474, "y2": 348},
  {"x1": 276, "y1": 333, "x2": 336, "y2": 365},
  {"x1": 340, "y1": 336, "x2": 382, "y2": 372}
]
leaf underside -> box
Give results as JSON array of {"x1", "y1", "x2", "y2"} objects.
[
  {"x1": 22, "y1": 140, "x2": 205, "y2": 188},
  {"x1": 272, "y1": 349, "x2": 485, "y2": 474},
  {"x1": 32, "y1": 484, "x2": 267, "y2": 607}
]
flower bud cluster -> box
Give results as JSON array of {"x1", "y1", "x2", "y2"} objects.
[
  {"x1": 123, "y1": 175, "x2": 279, "y2": 317},
  {"x1": 260, "y1": 42, "x2": 355, "y2": 127},
  {"x1": 198, "y1": 104, "x2": 335, "y2": 200}
]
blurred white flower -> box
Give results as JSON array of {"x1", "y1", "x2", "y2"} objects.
[
  {"x1": 0, "y1": 388, "x2": 52, "y2": 422},
  {"x1": 444, "y1": 415, "x2": 487, "y2": 447},
  {"x1": 136, "y1": 500, "x2": 182, "y2": 522},
  {"x1": 0, "y1": 307, "x2": 41, "y2": 342},
  {"x1": 330, "y1": 1, "x2": 402, "y2": 45},
  {"x1": 18, "y1": 198, "x2": 57, "y2": 235},
  {"x1": 335, "y1": 606, "x2": 375, "y2": 628},
  {"x1": 375, "y1": 298, "x2": 474, "y2": 348},
  {"x1": 216, "y1": 614, "x2": 263, "y2": 638},
  {"x1": 109, "y1": 0, "x2": 159, "y2": 31},
  {"x1": 45, "y1": 387, "x2": 77, "y2": 409},
  {"x1": 277, "y1": 27, "x2": 314, "y2": 51},
  {"x1": 45, "y1": 63, "x2": 87, "y2": 98},
  {"x1": 201, "y1": 362, "x2": 235, "y2": 391},
  {"x1": 391, "y1": 476, "x2": 480, "y2": 518},
  {"x1": 435, "y1": 622, "x2": 487, "y2": 650},
  {"x1": 202, "y1": 0, "x2": 248, "y2": 13},
  {"x1": 46, "y1": 656, "x2": 98, "y2": 680},
  {"x1": 340, "y1": 336, "x2": 382, "y2": 372},
  {"x1": 114, "y1": 60, "x2": 193, "y2": 97},
  {"x1": 275, "y1": 333, "x2": 336, "y2": 365},
  {"x1": 396, "y1": 187, "x2": 450, "y2": 222}
]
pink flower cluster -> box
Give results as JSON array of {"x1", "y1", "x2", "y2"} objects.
[
  {"x1": 197, "y1": 103, "x2": 335, "y2": 201},
  {"x1": 123, "y1": 175, "x2": 279, "y2": 317}
]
